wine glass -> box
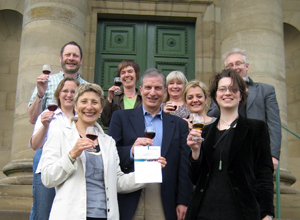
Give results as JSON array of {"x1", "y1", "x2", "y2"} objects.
[
  {"x1": 191, "y1": 113, "x2": 205, "y2": 141},
  {"x1": 85, "y1": 126, "x2": 98, "y2": 152},
  {"x1": 42, "y1": 64, "x2": 51, "y2": 75},
  {"x1": 46, "y1": 99, "x2": 58, "y2": 120},
  {"x1": 114, "y1": 77, "x2": 122, "y2": 95},
  {"x1": 144, "y1": 126, "x2": 156, "y2": 139},
  {"x1": 42, "y1": 64, "x2": 51, "y2": 82}
]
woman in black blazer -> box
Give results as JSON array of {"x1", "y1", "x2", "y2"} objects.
[{"x1": 185, "y1": 69, "x2": 274, "y2": 220}]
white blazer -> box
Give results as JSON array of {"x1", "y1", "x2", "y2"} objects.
[{"x1": 40, "y1": 117, "x2": 144, "y2": 220}]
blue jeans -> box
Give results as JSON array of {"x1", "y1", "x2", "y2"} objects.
[{"x1": 30, "y1": 149, "x2": 55, "y2": 220}]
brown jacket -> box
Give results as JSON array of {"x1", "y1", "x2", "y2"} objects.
[{"x1": 101, "y1": 89, "x2": 142, "y2": 127}]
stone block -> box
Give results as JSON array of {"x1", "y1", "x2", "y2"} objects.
[
  {"x1": 0, "y1": 92, "x2": 6, "y2": 111},
  {"x1": 202, "y1": 58, "x2": 213, "y2": 73},
  {"x1": 0, "y1": 111, "x2": 14, "y2": 130},
  {"x1": 156, "y1": 2, "x2": 172, "y2": 11},
  {"x1": 286, "y1": 86, "x2": 295, "y2": 103},
  {"x1": 123, "y1": 2, "x2": 140, "y2": 10},
  {"x1": 6, "y1": 93, "x2": 16, "y2": 111},
  {"x1": 139, "y1": 2, "x2": 156, "y2": 11},
  {"x1": 287, "y1": 102, "x2": 300, "y2": 121},
  {"x1": 172, "y1": 3, "x2": 190, "y2": 12},
  {"x1": 286, "y1": 69, "x2": 300, "y2": 86}
]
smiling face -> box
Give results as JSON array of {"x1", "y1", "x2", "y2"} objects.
[
  {"x1": 168, "y1": 78, "x2": 184, "y2": 99},
  {"x1": 75, "y1": 91, "x2": 102, "y2": 126},
  {"x1": 185, "y1": 86, "x2": 207, "y2": 114},
  {"x1": 60, "y1": 45, "x2": 83, "y2": 75},
  {"x1": 225, "y1": 53, "x2": 249, "y2": 77},
  {"x1": 216, "y1": 77, "x2": 241, "y2": 111},
  {"x1": 140, "y1": 75, "x2": 166, "y2": 115},
  {"x1": 58, "y1": 80, "x2": 77, "y2": 110},
  {"x1": 120, "y1": 65, "x2": 137, "y2": 89}
]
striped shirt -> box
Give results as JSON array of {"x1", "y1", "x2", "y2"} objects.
[{"x1": 28, "y1": 70, "x2": 88, "y2": 110}]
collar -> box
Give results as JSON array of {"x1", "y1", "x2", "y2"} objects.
[
  {"x1": 244, "y1": 76, "x2": 253, "y2": 85},
  {"x1": 60, "y1": 70, "x2": 80, "y2": 79},
  {"x1": 142, "y1": 105, "x2": 163, "y2": 120}
]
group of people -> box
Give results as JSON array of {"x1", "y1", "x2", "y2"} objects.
[{"x1": 27, "y1": 41, "x2": 280, "y2": 220}]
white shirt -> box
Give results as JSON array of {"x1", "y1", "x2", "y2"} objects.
[{"x1": 29, "y1": 108, "x2": 73, "y2": 173}]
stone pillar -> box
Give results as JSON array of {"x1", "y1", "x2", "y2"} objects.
[
  {"x1": 0, "y1": 0, "x2": 87, "y2": 213},
  {"x1": 220, "y1": 0, "x2": 288, "y2": 169}
]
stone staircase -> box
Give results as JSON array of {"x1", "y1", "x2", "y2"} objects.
[{"x1": 0, "y1": 184, "x2": 32, "y2": 220}]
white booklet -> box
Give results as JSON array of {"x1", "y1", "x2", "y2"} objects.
[{"x1": 134, "y1": 146, "x2": 162, "y2": 183}]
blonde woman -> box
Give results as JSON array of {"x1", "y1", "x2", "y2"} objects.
[
  {"x1": 183, "y1": 80, "x2": 216, "y2": 130},
  {"x1": 161, "y1": 70, "x2": 190, "y2": 118}
]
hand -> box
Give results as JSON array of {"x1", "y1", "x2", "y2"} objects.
[
  {"x1": 157, "y1": 156, "x2": 167, "y2": 168},
  {"x1": 69, "y1": 138, "x2": 95, "y2": 159},
  {"x1": 187, "y1": 129, "x2": 202, "y2": 160},
  {"x1": 183, "y1": 118, "x2": 193, "y2": 131},
  {"x1": 107, "y1": 85, "x2": 121, "y2": 103},
  {"x1": 272, "y1": 157, "x2": 278, "y2": 171},
  {"x1": 262, "y1": 215, "x2": 273, "y2": 220},
  {"x1": 163, "y1": 101, "x2": 177, "y2": 114},
  {"x1": 176, "y1": 204, "x2": 187, "y2": 220},
  {"x1": 131, "y1": 137, "x2": 153, "y2": 155},
  {"x1": 36, "y1": 74, "x2": 49, "y2": 97},
  {"x1": 40, "y1": 111, "x2": 54, "y2": 127}
]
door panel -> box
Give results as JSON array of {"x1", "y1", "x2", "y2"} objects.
[{"x1": 95, "y1": 19, "x2": 195, "y2": 95}]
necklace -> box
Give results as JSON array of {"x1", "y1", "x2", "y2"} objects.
[
  {"x1": 220, "y1": 118, "x2": 231, "y2": 130},
  {"x1": 125, "y1": 92, "x2": 136, "y2": 99}
]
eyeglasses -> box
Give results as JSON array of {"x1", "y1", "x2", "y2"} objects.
[
  {"x1": 225, "y1": 61, "x2": 245, "y2": 69},
  {"x1": 217, "y1": 87, "x2": 239, "y2": 94}
]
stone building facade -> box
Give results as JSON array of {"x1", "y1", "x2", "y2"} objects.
[{"x1": 0, "y1": 0, "x2": 299, "y2": 219}]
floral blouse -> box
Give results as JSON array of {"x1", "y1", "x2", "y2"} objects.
[{"x1": 161, "y1": 102, "x2": 190, "y2": 119}]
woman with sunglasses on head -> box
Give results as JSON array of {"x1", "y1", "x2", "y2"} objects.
[
  {"x1": 40, "y1": 83, "x2": 167, "y2": 220},
  {"x1": 29, "y1": 77, "x2": 79, "y2": 220},
  {"x1": 182, "y1": 80, "x2": 217, "y2": 130},
  {"x1": 185, "y1": 69, "x2": 274, "y2": 220}
]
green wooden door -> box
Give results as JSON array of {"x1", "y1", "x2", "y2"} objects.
[{"x1": 94, "y1": 19, "x2": 195, "y2": 95}]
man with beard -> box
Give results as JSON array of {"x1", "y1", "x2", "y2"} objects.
[{"x1": 28, "y1": 41, "x2": 88, "y2": 124}]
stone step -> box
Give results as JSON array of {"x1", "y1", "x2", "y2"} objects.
[
  {"x1": 0, "y1": 210, "x2": 30, "y2": 220},
  {"x1": 0, "y1": 184, "x2": 32, "y2": 212}
]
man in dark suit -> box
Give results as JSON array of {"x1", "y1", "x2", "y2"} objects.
[
  {"x1": 108, "y1": 68, "x2": 193, "y2": 220},
  {"x1": 207, "y1": 48, "x2": 281, "y2": 170}
]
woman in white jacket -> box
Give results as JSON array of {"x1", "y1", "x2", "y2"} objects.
[{"x1": 40, "y1": 83, "x2": 166, "y2": 220}]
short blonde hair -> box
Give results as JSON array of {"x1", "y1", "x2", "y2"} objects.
[
  {"x1": 182, "y1": 80, "x2": 208, "y2": 103},
  {"x1": 74, "y1": 83, "x2": 104, "y2": 107},
  {"x1": 163, "y1": 70, "x2": 188, "y2": 102}
]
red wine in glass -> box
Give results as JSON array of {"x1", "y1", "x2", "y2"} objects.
[
  {"x1": 173, "y1": 105, "x2": 177, "y2": 111},
  {"x1": 42, "y1": 64, "x2": 51, "y2": 75},
  {"x1": 47, "y1": 105, "x2": 58, "y2": 111},
  {"x1": 86, "y1": 134, "x2": 98, "y2": 141},
  {"x1": 85, "y1": 126, "x2": 98, "y2": 152},
  {"x1": 144, "y1": 126, "x2": 156, "y2": 139},
  {"x1": 114, "y1": 77, "x2": 122, "y2": 95},
  {"x1": 145, "y1": 131, "x2": 156, "y2": 139},
  {"x1": 114, "y1": 81, "x2": 122, "y2": 87}
]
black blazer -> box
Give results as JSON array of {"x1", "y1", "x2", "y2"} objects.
[
  {"x1": 185, "y1": 116, "x2": 274, "y2": 220},
  {"x1": 207, "y1": 78, "x2": 281, "y2": 159},
  {"x1": 108, "y1": 106, "x2": 193, "y2": 220}
]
